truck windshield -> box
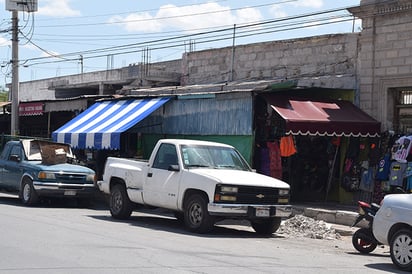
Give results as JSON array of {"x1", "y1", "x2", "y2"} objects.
[{"x1": 181, "y1": 145, "x2": 251, "y2": 171}]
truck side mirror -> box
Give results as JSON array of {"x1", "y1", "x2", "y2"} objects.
[
  {"x1": 9, "y1": 154, "x2": 21, "y2": 162},
  {"x1": 168, "y1": 164, "x2": 180, "y2": 172}
]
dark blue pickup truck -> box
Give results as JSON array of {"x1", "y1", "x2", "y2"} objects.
[{"x1": 0, "y1": 139, "x2": 96, "y2": 205}]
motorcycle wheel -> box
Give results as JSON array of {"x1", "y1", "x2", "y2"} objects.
[{"x1": 352, "y1": 227, "x2": 378, "y2": 254}]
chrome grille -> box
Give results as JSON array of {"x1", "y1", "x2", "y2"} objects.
[
  {"x1": 236, "y1": 186, "x2": 279, "y2": 204},
  {"x1": 55, "y1": 173, "x2": 88, "y2": 184},
  {"x1": 215, "y1": 185, "x2": 287, "y2": 205}
]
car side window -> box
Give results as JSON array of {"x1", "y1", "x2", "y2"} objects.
[
  {"x1": 0, "y1": 144, "x2": 11, "y2": 160},
  {"x1": 152, "y1": 143, "x2": 178, "y2": 170},
  {"x1": 9, "y1": 145, "x2": 23, "y2": 161}
]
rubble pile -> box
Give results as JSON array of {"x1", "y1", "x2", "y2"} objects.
[{"x1": 277, "y1": 215, "x2": 341, "y2": 240}]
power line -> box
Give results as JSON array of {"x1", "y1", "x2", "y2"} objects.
[
  {"x1": 22, "y1": 5, "x2": 357, "y2": 65},
  {"x1": 33, "y1": 0, "x2": 231, "y2": 21},
  {"x1": 25, "y1": 15, "x2": 356, "y2": 67},
  {"x1": 33, "y1": 0, "x2": 297, "y2": 28}
]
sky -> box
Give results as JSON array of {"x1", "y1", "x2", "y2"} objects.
[{"x1": 0, "y1": 0, "x2": 361, "y2": 89}]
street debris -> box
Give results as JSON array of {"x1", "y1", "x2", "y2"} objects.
[{"x1": 277, "y1": 215, "x2": 341, "y2": 240}]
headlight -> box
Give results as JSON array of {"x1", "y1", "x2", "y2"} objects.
[
  {"x1": 214, "y1": 194, "x2": 237, "y2": 202},
  {"x1": 219, "y1": 195, "x2": 237, "y2": 202},
  {"x1": 86, "y1": 174, "x2": 96, "y2": 182},
  {"x1": 220, "y1": 186, "x2": 238, "y2": 193},
  {"x1": 279, "y1": 189, "x2": 289, "y2": 196},
  {"x1": 38, "y1": 171, "x2": 56, "y2": 179}
]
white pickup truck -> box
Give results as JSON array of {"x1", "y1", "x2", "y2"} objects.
[{"x1": 98, "y1": 139, "x2": 291, "y2": 234}]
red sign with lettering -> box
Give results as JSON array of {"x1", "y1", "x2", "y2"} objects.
[{"x1": 19, "y1": 102, "x2": 44, "y2": 116}]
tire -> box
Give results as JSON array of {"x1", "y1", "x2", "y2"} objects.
[
  {"x1": 352, "y1": 228, "x2": 378, "y2": 254},
  {"x1": 110, "y1": 184, "x2": 133, "y2": 220},
  {"x1": 184, "y1": 194, "x2": 215, "y2": 233},
  {"x1": 21, "y1": 177, "x2": 39, "y2": 206},
  {"x1": 390, "y1": 229, "x2": 412, "y2": 271},
  {"x1": 251, "y1": 217, "x2": 282, "y2": 235}
]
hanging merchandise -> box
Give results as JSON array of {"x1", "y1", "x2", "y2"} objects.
[
  {"x1": 256, "y1": 145, "x2": 270, "y2": 176},
  {"x1": 279, "y1": 135, "x2": 297, "y2": 157},
  {"x1": 341, "y1": 137, "x2": 361, "y2": 192},
  {"x1": 406, "y1": 162, "x2": 412, "y2": 192},
  {"x1": 341, "y1": 160, "x2": 361, "y2": 192},
  {"x1": 368, "y1": 139, "x2": 381, "y2": 167},
  {"x1": 375, "y1": 153, "x2": 391, "y2": 181},
  {"x1": 392, "y1": 135, "x2": 412, "y2": 163},
  {"x1": 381, "y1": 180, "x2": 391, "y2": 192},
  {"x1": 359, "y1": 167, "x2": 375, "y2": 193},
  {"x1": 389, "y1": 161, "x2": 407, "y2": 187},
  {"x1": 267, "y1": 141, "x2": 282, "y2": 179}
]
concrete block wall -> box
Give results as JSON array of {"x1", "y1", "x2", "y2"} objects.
[
  {"x1": 19, "y1": 60, "x2": 182, "y2": 102},
  {"x1": 182, "y1": 33, "x2": 359, "y2": 88},
  {"x1": 352, "y1": 0, "x2": 412, "y2": 131}
]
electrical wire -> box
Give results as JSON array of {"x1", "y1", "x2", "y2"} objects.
[
  {"x1": 25, "y1": 15, "x2": 356, "y2": 67},
  {"x1": 22, "y1": 6, "x2": 357, "y2": 65},
  {"x1": 32, "y1": 0, "x2": 298, "y2": 28}
]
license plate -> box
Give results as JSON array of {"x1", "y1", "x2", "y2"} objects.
[
  {"x1": 255, "y1": 208, "x2": 270, "y2": 217},
  {"x1": 64, "y1": 190, "x2": 76, "y2": 196}
]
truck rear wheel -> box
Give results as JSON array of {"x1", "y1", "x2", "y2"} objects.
[
  {"x1": 251, "y1": 217, "x2": 282, "y2": 235},
  {"x1": 184, "y1": 194, "x2": 215, "y2": 233},
  {"x1": 110, "y1": 184, "x2": 133, "y2": 220}
]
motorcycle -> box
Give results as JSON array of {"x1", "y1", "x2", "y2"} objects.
[{"x1": 351, "y1": 200, "x2": 382, "y2": 254}]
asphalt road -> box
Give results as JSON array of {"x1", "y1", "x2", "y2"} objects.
[{"x1": 0, "y1": 193, "x2": 405, "y2": 274}]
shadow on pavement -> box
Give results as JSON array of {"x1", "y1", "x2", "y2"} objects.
[
  {"x1": 89, "y1": 212, "x2": 286, "y2": 239},
  {"x1": 0, "y1": 192, "x2": 109, "y2": 210}
]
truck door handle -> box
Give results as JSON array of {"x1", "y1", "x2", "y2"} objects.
[{"x1": 147, "y1": 173, "x2": 153, "y2": 177}]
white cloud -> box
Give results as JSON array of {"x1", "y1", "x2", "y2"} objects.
[
  {"x1": 268, "y1": 0, "x2": 325, "y2": 23},
  {"x1": 109, "y1": 3, "x2": 263, "y2": 33},
  {"x1": 38, "y1": 0, "x2": 81, "y2": 17},
  {"x1": 291, "y1": 0, "x2": 324, "y2": 8},
  {"x1": 269, "y1": 6, "x2": 288, "y2": 18},
  {"x1": 0, "y1": 36, "x2": 10, "y2": 47},
  {"x1": 109, "y1": 13, "x2": 163, "y2": 32}
]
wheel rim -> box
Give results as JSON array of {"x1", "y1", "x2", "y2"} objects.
[
  {"x1": 189, "y1": 202, "x2": 202, "y2": 225},
  {"x1": 23, "y1": 183, "x2": 31, "y2": 202},
  {"x1": 111, "y1": 191, "x2": 123, "y2": 214},
  {"x1": 393, "y1": 233, "x2": 412, "y2": 266}
]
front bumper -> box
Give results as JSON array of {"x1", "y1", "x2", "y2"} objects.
[
  {"x1": 208, "y1": 203, "x2": 292, "y2": 218},
  {"x1": 33, "y1": 181, "x2": 96, "y2": 197}
]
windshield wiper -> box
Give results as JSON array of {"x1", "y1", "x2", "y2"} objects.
[
  {"x1": 217, "y1": 165, "x2": 235, "y2": 168},
  {"x1": 186, "y1": 164, "x2": 211, "y2": 168}
]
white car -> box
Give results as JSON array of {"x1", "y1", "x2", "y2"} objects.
[{"x1": 372, "y1": 193, "x2": 412, "y2": 271}]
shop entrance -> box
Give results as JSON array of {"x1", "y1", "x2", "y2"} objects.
[{"x1": 253, "y1": 94, "x2": 381, "y2": 203}]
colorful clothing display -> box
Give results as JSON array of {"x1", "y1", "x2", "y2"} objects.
[
  {"x1": 389, "y1": 162, "x2": 407, "y2": 187},
  {"x1": 280, "y1": 135, "x2": 297, "y2": 157},
  {"x1": 392, "y1": 135, "x2": 412, "y2": 163},
  {"x1": 375, "y1": 154, "x2": 391, "y2": 181},
  {"x1": 267, "y1": 141, "x2": 282, "y2": 179}
]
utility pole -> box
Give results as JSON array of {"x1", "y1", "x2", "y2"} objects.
[
  {"x1": 11, "y1": 10, "x2": 19, "y2": 136},
  {"x1": 6, "y1": 0, "x2": 38, "y2": 136}
]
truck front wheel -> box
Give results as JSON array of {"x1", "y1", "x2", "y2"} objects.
[
  {"x1": 110, "y1": 184, "x2": 133, "y2": 220},
  {"x1": 184, "y1": 194, "x2": 215, "y2": 233},
  {"x1": 251, "y1": 217, "x2": 282, "y2": 235},
  {"x1": 21, "y1": 177, "x2": 39, "y2": 206}
]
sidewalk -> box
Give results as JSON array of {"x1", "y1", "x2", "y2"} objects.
[{"x1": 291, "y1": 203, "x2": 360, "y2": 236}]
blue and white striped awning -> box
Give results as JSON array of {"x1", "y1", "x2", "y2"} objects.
[{"x1": 52, "y1": 97, "x2": 170, "y2": 149}]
